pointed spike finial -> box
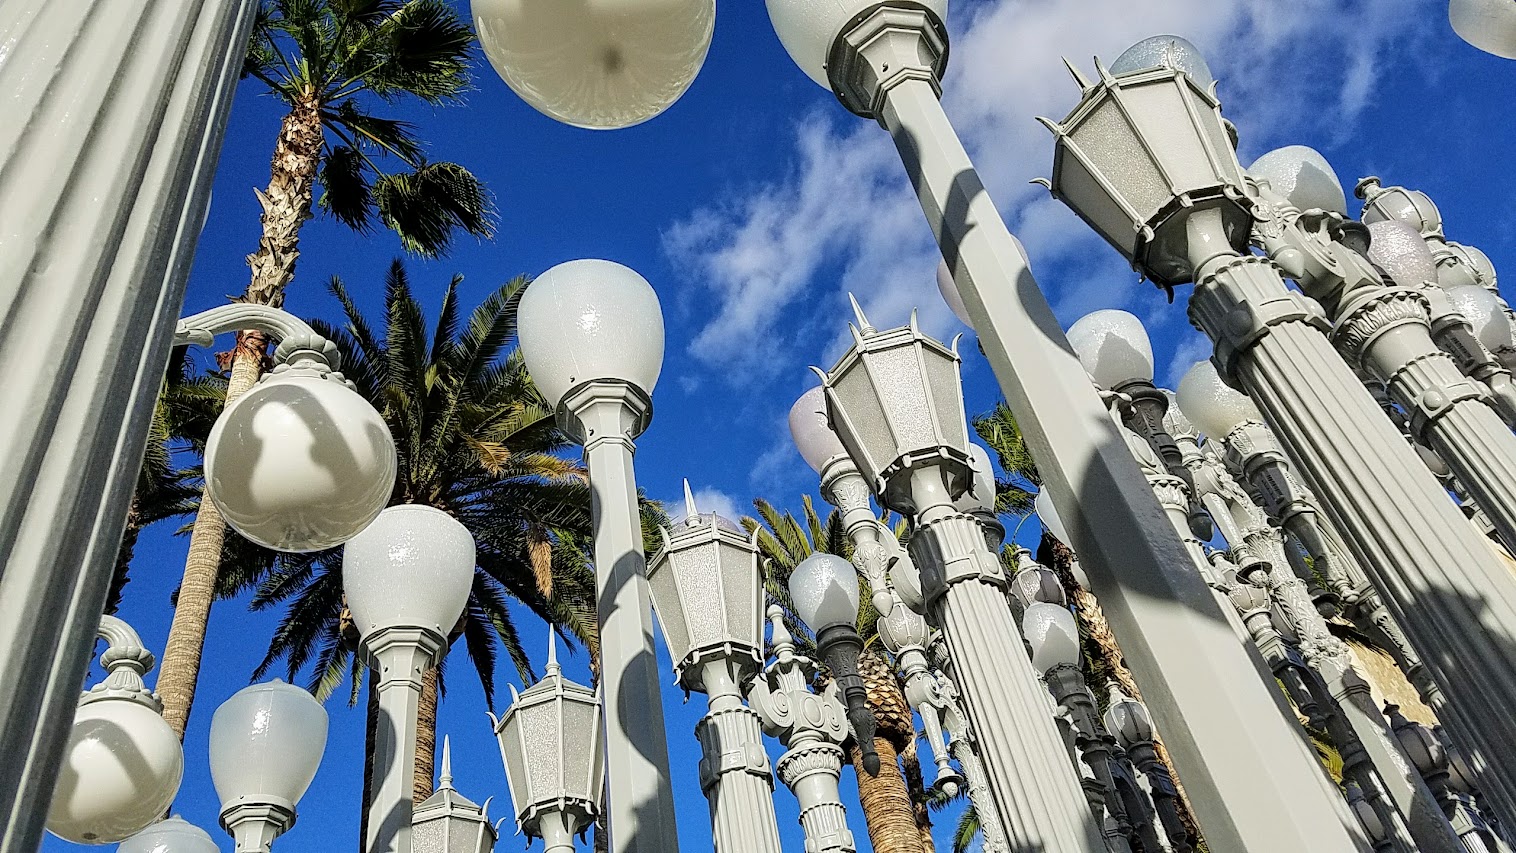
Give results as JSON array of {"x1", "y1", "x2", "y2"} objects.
[
  {"x1": 848, "y1": 293, "x2": 874, "y2": 333},
  {"x1": 439, "y1": 736, "x2": 454, "y2": 789},
  {"x1": 545, "y1": 627, "x2": 561, "y2": 677},
  {"x1": 1061, "y1": 56, "x2": 1093, "y2": 90},
  {"x1": 908, "y1": 308, "x2": 920, "y2": 332},
  {"x1": 683, "y1": 478, "x2": 699, "y2": 523},
  {"x1": 1030, "y1": 177, "x2": 1053, "y2": 191}
]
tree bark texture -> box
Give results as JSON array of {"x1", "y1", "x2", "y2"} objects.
[
  {"x1": 414, "y1": 665, "x2": 439, "y2": 804},
  {"x1": 851, "y1": 737, "x2": 926, "y2": 853}
]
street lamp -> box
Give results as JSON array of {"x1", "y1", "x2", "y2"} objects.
[
  {"x1": 118, "y1": 818, "x2": 219, "y2": 853},
  {"x1": 344, "y1": 505, "x2": 475, "y2": 853},
  {"x1": 208, "y1": 680, "x2": 328, "y2": 853},
  {"x1": 646, "y1": 485, "x2": 781, "y2": 853},
  {"x1": 410, "y1": 738, "x2": 498, "y2": 853},
  {"x1": 1104, "y1": 687, "x2": 1191, "y2": 853},
  {"x1": 472, "y1": 0, "x2": 715, "y2": 129},
  {"x1": 1447, "y1": 285, "x2": 1516, "y2": 368},
  {"x1": 787, "y1": 552, "x2": 881, "y2": 776},
  {"x1": 46, "y1": 616, "x2": 182, "y2": 845},
  {"x1": 1449, "y1": 0, "x2": 1516, "y2": 57},
  {"x1": 516, "y1": 258, "x2": 678, "y2": 853}
]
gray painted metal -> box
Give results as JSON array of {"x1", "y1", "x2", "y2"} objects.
[
  {"x1": 693, "y1": 658, "x2": 783, "y2": 853},
  {"x1": 361, "y1": 626, "x2": 446, "y2": 853}
]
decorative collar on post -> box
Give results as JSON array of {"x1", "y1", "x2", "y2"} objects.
[{"x1": 411, "y1": 737, "x2": 499, "y2": 853}]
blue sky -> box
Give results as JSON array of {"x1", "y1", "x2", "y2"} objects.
[{"x1": 50, "y1": 0, "x2": 1516, "y2": 851}]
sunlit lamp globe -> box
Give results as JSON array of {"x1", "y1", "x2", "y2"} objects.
[
  {"x1": 966, "y1": 443, "x2": 997, "y2": 513},
  {"x1": 209, "y1": 681, "x2": 328, "y2": 813},
  {"x1": 1022, "y1": 601, "x2": 1081, "y2": 674},
  {"x1": 766, "y1": 0, "x2": 948, "y2": 88},
  {"x1": 1450, "y1": 0, "x2": 1516, "y2": 58},
  {"x1": 1247, "y1": 146, "x2": 1348, "y2": 215},
  {"x1": 518, "y1": 259, "x2": 666, "y2": 408},
  {"x1": 1447, "y1": 285, "x2": 1516, "y2": 356},
  {"x1": 343, "y1": 505, "x2": 477, "y2": 639},
  {"x1": 1103, "y1": 687, "x2": 1155, "y2": 748},
  {"x1": 1176, "y1": 360, "x2": 1264, "y2": 440},
  {"x1": 788, "y1": 553, "x2": 861, "y2": 633},
  {"x1": 204, "y1": 372, "x2": 396, "y2": 552},
  {"x1": 789, "y1": 386, "x2": 848, "y2": 471},
  {"x1": 1035, "y1": 488, "x2": 1071, "y2": 546},
  {"x1": 1066, "y1": 309, "x2": 1155, "y2": 390},
  {"x1": 473, "y1": 0, "x2": 716, "y2": 129},
  {"x1": 1366, "y1": 220, "x2": 1439, "y2": 289},
  {"x1": 118, "y1": 817, "x2": 219, "y2": 853},
  {"x1": 1110, "y1": 34, "x2": 1215, "y2": 89},
  {"x1": 45, "y1": 701, "x2": 183, "y2": 843},
  {"x1": 936, "y1": 260, "x2": 973, "y2": 328}
]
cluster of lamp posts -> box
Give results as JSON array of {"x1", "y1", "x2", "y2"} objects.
[{"x1": 14, "y1": 0, "x2": 1516, "y2": 853}]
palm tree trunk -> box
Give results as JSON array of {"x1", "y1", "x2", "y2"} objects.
[
  {"x1": 154, "y1": 95, "x2": 324, "y2": 742},
  {"x1": 901, "y1": 736, "x2": 935, "y2": 852},
  {"x1": 851, "y1": 737, "x2": 927, "y2": 853},
  {"x1": 359, "y1": 667, "x2": 379, "y2": 853},
  {"x1": 414, "y1": 666, "x2": 440, "y2": 803}
]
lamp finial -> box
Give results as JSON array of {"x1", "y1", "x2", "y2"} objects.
[
  {"x1": 683, "y1": 479, "x2": 699, "y2": 523},
  {"x1": 439, "y1": 736, "x2": 454, "y2": 790}
]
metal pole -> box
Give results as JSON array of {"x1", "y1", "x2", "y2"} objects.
[
  {"x1": 0, "y1": 1, "x2": 254, "y2": 848},
  {"x1": 363, "y1": 627, "x2": 444, "y2": 853},
  {"x1": 536, "y1": 812, "x2": 578, "y2": 853},
  {"x1": 695, "y1": 657, "x2": 783, "y2": 853},
  {"x1": 564, "y1": 381, "x2": 679, "y2": 853}
]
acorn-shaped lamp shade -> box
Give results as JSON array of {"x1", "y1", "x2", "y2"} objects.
[
  {"x1": 1109, "y1": 34, "x2": 1215, "y2": 88},
  {"x1": 1450, "y1": 0, "x2": 1516, "y2": 58},
  {"x1": 1247, "y1": 146, "x2": 1348, "y2": 215},
  {"x1": 765, "y1": 0, "x2": 948, "y2": 88},
  {"x1": 209, "y1": 680, "x2": 328, "y2": 812},
  {"x1": 342, "y1": 505, "x2": 476, "y2": 639},
  {"x1": 1176, "y1": 360, "x2": 1264, "y2": 440},
  {"x1": 1022, "y1": 602, "x2": 1081, "y2": 673},
  {"x1": 789, "y1": 386, "x2": 848, "y2": 472},
  {"x1": 789, "y1": 553, "x2": 861, "y2": 633},
  {"x1": 117, "y1": 817, "x2": 220, "y2": 853},
  {"x1": 1366, "y1": 219, "x2": 1439, "y2": 289},
  {"x1": 1035, "y1": 489, "x2": 1072, "y2": 547},
  {"x1": 1066, "y1": 309, "x2": 1155, "y2": 390},
  {"x1": 1448, "y1": 285, "x2": 1516, "y2": 356}
]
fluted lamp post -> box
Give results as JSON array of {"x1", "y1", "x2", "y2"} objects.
[
  {"x1": 344, "y1": 505, "x2": 476, "y2": 853},
  {"x1": 492, "y1": 640, "x2": 605, "y2": 853},
  {"x1": 646, "y1": 484, "x2": 782, "y2": 853},
  {"x1": 516, "y1": 259, "x2": 679, "y2": 853},
  {"x1": 208, "y1": 681, "x2": 328, "y2": 853}
]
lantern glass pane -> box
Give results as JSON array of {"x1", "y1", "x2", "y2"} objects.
[
  {"x1": 501, "y1": 718, "x2": 528, "y2": 810},
  {"x1": 1057, "y1": 155, "x2": 1137, "y2": 256},
  {"x1": 412, "y1": 827, "x2": 444, "y2": 853},
  {"x1": 1070, "y1": 101, "x2": 1168, "y2": 222},
  {"x1": 871, "y1": 347, "x2": 937, "y2": 450},
  {"x1": 1189, "y1": 87, "x2": 1242, "y2": 185},
  {"x1": 1124, "y1": 85, "x2": 1209, "y2": 193},
  {"x1": 832, "y1": 364, "x2": 893, "y2": 469},
  {"x1": 673, "y1": 547, "x2": 724, "y2": 651},
  {"x1": 450, "y1": 826, "x2": 484, "y2": 853},
  {"x1": 718, "y1": 541, "x2": 760, "y2": 649},
  {"x1": 923, "y1": 349, "x2": 967, "y2": 453},
  {"x1": 561, "y1": 700, "x2": 600, "y2": 801},
  {"x1": 648, "y1": 557, "x2": 691, "y2": 666},
  {"x1": 520, "y1": 705, "x2": 563, "y2": 802}
]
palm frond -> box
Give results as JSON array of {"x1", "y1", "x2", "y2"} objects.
[{"x1": 374, "y1": 161, "x2": 493, "y2": 257}]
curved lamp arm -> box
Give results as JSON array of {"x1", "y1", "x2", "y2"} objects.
[
  {"x1": 82, "y1": 614, "x2": 160, "y2": 711},
  {"x1": 174, "y1": 304, "x2": 340, "y2": 372}
]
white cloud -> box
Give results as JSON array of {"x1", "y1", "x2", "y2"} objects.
[{"x1": 668, "y1": 486, "x2": 744, "y2": 523}]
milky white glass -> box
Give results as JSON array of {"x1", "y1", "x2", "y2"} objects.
[
  {"x1": 1365, "y1": 219, "x2": 1439, "y2": 289},
  {"x1": 1022, "y1": 602, "x2": 1080, "y2": 673},
  {"x1": 1447, "y1": 285, "x2": 1516, "y2": 354},
  {"x1": 789, "y1": 386, "x2": 847, "y2": 471},
  {"x1": 1103, "y1": 691, "x2": 1154, "y2": 747},
  {"x1": 473, "y1": 0, "x2": 716, "y2": 129},
  {"x1": 1176, "y1": 360, "x2": 1263, "y2": 439},
  {"x1": 204, "y1": 373, "x2": 396, "y2": 552},
  {"x1": 117, "y1": 817, "x2": 219, "y2": 853},
  {"x1": 765, "y1": 0, "x2": 948, "y2": 88},
  {"x1": 1450, "y1": 0, "x2": 1516, "y2": 58},
  {"x1": 343, "y1": 505, "x2": 476, "y2": 637},
  {"x1": 936, "y1": 260, "x2": 973, "y2": 328},
  {"x1": 209, "y1": 680, "x2": 328, "y2": 809},
  {"x1": 788, "y1": 553, "x2": 861, "y2": 632},
  {"x1": 1110, "y1": 35, "x2": 1215, "y2": 89},
  {"x1": 45, "y1": 701, "x2": 183, "y2": 844},
  {"x1": 967, "y1": 443, "x2": 996, "y2": 513},
  {"x1": 518, "y1": 259, "x2": 666, "y2": 406},
  {"x1": 1247, "y1": 146, "x2": 1348, "y2": 215},
  {"x1": 1034, "y1": 489, "x2": 1071, "y2": 546},
  {"x1": 1066, "y1": 309, "x2": 1155, "y2": 389}
]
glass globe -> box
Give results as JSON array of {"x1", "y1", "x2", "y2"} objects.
[
  {"x1": 1176, "y1": 360, "x2": 1263, "y2": 440},
  {"x1": 1247, "y1": 146, "x2": 1347, "y2": 215},
  {"x1": 1022, "y1": 602, "x2": 1080, "y2": 673},
  {"x1": 1450, "y1": 0, "x2": 1516, "y2": 58},
  {"x1": 473, "y1": 0, "x2": 716, "y2": 129},
  {"x1": 766, "y1": 0, "x2": 948, "y2": 88},
  {"x1": 1440, "y1": 241, "x2": 1499, "y2": 290},
  {"x1": 1035, "y1": 488, "x2": 1072, "y2": 546},
  {"x1": 343, "y1": 505, "x2": 477, "y2": 638},
  {"x1": 118, "y1": 817, "x2": 219, "y2": 853},
  {"x1": 1447, "y1": 285, "x2": 1516, "y2": 355},
  {"x1": 46, "y1": 701, "x2": 184, "y2": 844},
  {"x1": 1103, "y1": 687, "x2": 1155, "y2": 748},
  {"x1": 1066, "y1": 309, "x2": 1155, "y2": 389},
  {"x1": 209, "y1": 681, "x2": 328, "y2": 811},
  {"x1": 965, "y1": 443, "x2": 997, "y2": 514},
  {"x1": 936, "y1": 260, "x2": 973, "y2": 328},
  {"x1": 1367, "y1": 219, "x2": 1439, "y2": 289},
  {"x1": 517, "y1": 259, "x2": 665, "y2": 407},
  {"x1": 789, "y1": 386, "x2": 847, "y2": 471},
  {"x1": 788, "y1": 553, "x2": 860, "y2": 632},
  {"x1": 204, "y1": 372, "x2": 396, "y2": 553},
  {"x1": 1110, "y1": 35, "x2": 1215, "y2": 89}
]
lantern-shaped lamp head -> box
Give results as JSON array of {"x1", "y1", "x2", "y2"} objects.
[
  {"x1": 789, "y1": 386, "x2": 849, "y2": 472},
  {"x1": 1247, "y1": 146, "x2": 1348, "y2": 215},
  {"x1": 1103, "y1": 685, "x2": 1156, "y2": 748},
  {"x1": 789, "y1": 553, "x2": 862, "y2": 634},
  {"x1": 492, "y1": 644, "x2": 604, "y2": 840},
  {"x1": 1066, "y1": 309, "x2": 1156, "y2": 391},
  {"x1": 412, "y1": 739, "x2": 499, "y2": 853},
  {"x1": 1022, "y1": 602, "x2": 1081, "y2": 674},
  {"x1": 1367, "y1": 220, "x2": 1439, "y2": 289},
  {"x1": 1176, "y1": 360, "x2": 1264, "y2": 441},
  {"x1": 1041, "y1": 38, "x2": 1251, "y2": 286},
  {"x1": 209, "y1": 680, "x2": 328, "y2": 816},
  {"x1": 1355, "y1": 177, "x2": 1444, "y2": 238},
  {"x1": 820, "y1": 309, "x2": 973, "y2": 513},
  {"x1": 117, "y1": 817, "x2": 220, "y2": 853},
  {"x1": 647, "y1": 483, "x2": 765, "y2": 692},
  {"x1": 343, "y1": 505, "x2": 476, "y2": 643},
  {"x1": 1011, "y1": 550, "x2": 1067, "y2": 608}
]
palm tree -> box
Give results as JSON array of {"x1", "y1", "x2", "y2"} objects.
[
  {"x1": 156, "y1": 0, "x2": 494, "y2": 741},
  {"x1": 744, "y1": 497, "x2": 932, "y2": 853}
]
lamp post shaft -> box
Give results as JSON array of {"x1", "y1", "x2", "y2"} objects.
[
  {"x1": 365, "y1": 629, "x2": 444, "y2": 853},
  {"x1": 0, "y1": 1, "x2": 253, "y2": 848},
  {"x1": 537, "y1": 811, "x2": 578, "y2": 853},
  {"x1": 850, "y1": 19, "x2": 1367, "y2": 848},
  {"x1": 696, "y1": 659, "x2": 783, "y2": 853}
]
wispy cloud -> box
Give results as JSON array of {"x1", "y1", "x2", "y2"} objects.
[{"x1": 667, "y1": 486, "x2": 744, "y2": 523}]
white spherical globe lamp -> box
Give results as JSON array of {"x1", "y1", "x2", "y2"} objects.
[
  {"x1": 1066, "y1": 309, "x2": 1155, "y2": 390},
  {"x1": 46, "y1": 701, "x2": 183, "y2": 844}
]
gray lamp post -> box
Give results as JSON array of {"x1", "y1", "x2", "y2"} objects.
[
  {"x1": 411, "y1": 738, "x2": 498, "y2": 853},
  {"x1": 208, "y1": 680, "x2": 328, "y2": 853},
  {"x1": 1106, "y1": 687, "x2": 1192, "y2": 853},
  {"x1": 646, "y1": 484, "x2": 781, "y2": 853},
  {"x1": 1385, "y1": 705, "x2": 1512, "y2": 853},
  {"x1": 1041, "y1": 35, "x2": 1516, "y2": 833},
  {"x1": 815, "y1": 309, "x2": 1103, "y2": 851},
  {"x1": 516, "y1": 259, "x2": 679, "y2": 853},
  {"x1": 492, "y1": 639, "x2": 605, "y2": 853},
  {"x1": 344, "y1": 505, "x2": 477, "y2": 853}
]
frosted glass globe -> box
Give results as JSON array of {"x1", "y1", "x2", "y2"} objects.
[
  {"x1": 789, "y1": 386, "x2": 847, "y2": 472},
  {"x1": 1450, "y1": 0, "x2": 1516, "y2": 58},
  {"x1": 1066, "y1": 309, "x2": 1155, "y2": 389},
  {"x1": 343, "y1": 505, "x2": 477, "y2": 637},
  {"x1": 1247, "y1": 146, "x2": 1347, "y2": 215},
  {"x1": 518, "y1": 259, "x2": 665, "y2": 407},
  {"x1": 1103, "y1": 689, "x2": 1154, "y2": 748},
  {"x1": 967, "y1": 443, "x2": 997, "y2": 513},
  {"x1": 46, "y1": 701, "x2": 183, "y2": 844},
  {"x1": 473, "y1": 0, "x2": 716, "y2": 129},
  {"x1": 1176, "y1": 360, "x2": 1263, "y2": 439},
  {"x1": 118, "y1": 817, "x2": 219, "y2": 853},
  {"x1": 766, "y1": 0, "x2": 948, "y2": 88},
  {"x1": 209, "y1": 681, "x2": 328, "y2": 810},
  {"x1": 204, "y1": 372, "x2": 396, "y2": 552},
  {"x1": 1110, "y1": 35, "x2": 1215, "y2": 89},
  {"x1": 1367, "y1": 220, "x2": 1438, "y2": 289},
  {"x1": 1022, "y1": 602, "x2": 1081, "y2": 673},
  {"x1": 1448, "y1": 285, "x2": 1516, "y2": 355},
  {"x1": 1035, "y1": 489, "x2": 1071, "y2": 546},
  {"x1": 936, "y1": 260, "x2": 973, "y2": 328},
  {"x1": 789, "y1": 553, "x2": 860, "y2": 632}
]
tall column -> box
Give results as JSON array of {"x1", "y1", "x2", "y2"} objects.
[
  {"x1": 363, "y1": 627, "x2": 445, "y2": 853},
  {"x1": 695, "y1": 658, "x2": 783, "y2": 853},
  {"x1": 0, "y1": 1, "x2": 255, "y2": 848}
]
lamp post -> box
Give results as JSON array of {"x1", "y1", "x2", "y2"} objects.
[
  {"x1": 1385, "y1": 705, "x2": 1512, "y2": 853},
  {"x1": 646, "y1": 484, "x2": 781, "y2": 853},
  {"x1": 344, "y1": 505, "x2": 477, "y2": 853},
  {"x1": 208, "y1": 680, "x2": 329, "y2": 853},
  {"x1": 119, "y1": 818, "x2": 220, "y2": 853},
  {"x1": 516, "y1": 258, "x2": 679, "y2": 853},
  {"x1": 1041, "y1": 35, "x2": 1516, "y2": 833},
  {"x1": 1106, "y1": 687, "x2": 1192, "y2": 853},
  {"x1": 411, "y1": 738, "x2": 498, "y2": 853},
  {"x1": 492, "y1": 638, "x2": 606, "y2": 853}
]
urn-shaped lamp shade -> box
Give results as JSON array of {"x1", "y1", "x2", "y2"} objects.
[
  {"x1": 1367, "y1": 219, "x2": 1439, "y2": 289},
  {"x1": 343, "y1": 505, "x2": 476, "y2": 638},
  {"x1": 936, "y1": 260, "x2": 973, "y2": 328},
  {"x1": 1035, "y1": 489, "x2": 1072, "y2": 546},
  {"x1": 46, "y1": 702, "x2": 184, "y2": 844},
  {"x1": 789, "y1": 386, "x2": 848, "y2": 472},
  {"x1": 965, "y1": 443, "x2": 997, "y2": 513},
  {"x1": 1023, "y1": 602, "x2": 1081, "y2": 673},
  {"x1": 209, "y1": 681, "x2": 328, "y2": 809},
  {"x1": 1450, "y1": 0, "x2": 1516, "y2": 58},
  {"x1": 494, "y1": 662, "x2": 604, "y2": 836},
  {"x1": 1448, "y1": 285, "x2": 1516, "y2": 355},
  {"x1": 204, "y1": 373, "x2": 396, "y2": 552},
  {"x1": 1109, "y1": 34, "x2": 1215, "y2": 88},
  {"x1": 117, "y1": 817, "x2": 220, "y2": 853},
  {"x1": 1066, "y1": 309, "x2": 1155, "y2": 389},
  {"x1": 646, "y1": 510, "x2": 765, "y2": 687},
  {"x1": 518, "y1": 260, "x2": 665, "y2": 407},
  {"x1": 1176, "y1": 360, "x2": 1263, "y2": 440},
  {"x1": 1247, "y1": 146, "x2": 1348, "y2": 215},
  {"x1": 1358, "y1": 180, "x2": 1444, "y2": 235},
  {"x1": 473, "y1": 0, "x2": 716, "y2": 129},
  {"x1": 765, "y1": 0, "x2": 949, "y2": 88},
  {"x1": 1103, "y1": 688, "x2": 1156, "y2": 748},
  {"x1": 1010, "y1": 553, "x2": 1066, "y2": 609},
  {"x1": 789, "y1": 553, "x2": 861, "y2": 633}
]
